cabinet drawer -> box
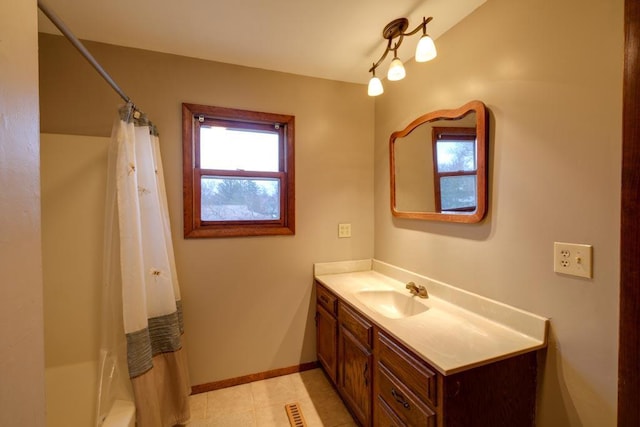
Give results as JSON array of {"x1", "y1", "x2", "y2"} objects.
[
  {"x1": 316, "y1": 282, "x2": 337, "y2": 315},
  {"x1": 339, "y1": 302, "x2": 372, "y2": 348},
  {"x1": 377, "y1": 331, "x2": 438, "y2": 408},
  {"x1": 375, "y1": 396, "x2": 406, "y2": 427},
  {"x1": 376, "y1": 363, "x2": 436, "y2": 427}
]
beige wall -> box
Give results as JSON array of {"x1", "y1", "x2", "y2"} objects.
[
  {"x1": 41, "y1": 134, "x2": 109, "y2": 369},
  {"x1": 0, "y1": 1, "x2": 46, "y2": 425},
  {"x1": 374, "y1": 0, "x2": 622, "y2": 426},
  {"x1": 40, "y1": 133, "x2": 109, "y2": 426},
  {"x1": 39, "y1": 34, "x2": 375, "y2": 385}
]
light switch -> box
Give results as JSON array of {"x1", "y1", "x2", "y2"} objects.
[{"x1": 338, "y1": 223, "x2": 352, "y2": 238}]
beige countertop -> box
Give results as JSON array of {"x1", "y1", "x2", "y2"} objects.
[{"x1": 314, "y1": 259, "x2": 549, "y2": 375}]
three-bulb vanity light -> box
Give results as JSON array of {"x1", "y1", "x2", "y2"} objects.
[{"x1": 367, "y1": 17, "x2": 437, "y2": 96}]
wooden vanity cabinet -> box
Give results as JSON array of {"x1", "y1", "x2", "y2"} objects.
[
  {"x1": 374, "y1": 329, "x2": 538, "y2": 427},
  {"x1": 315, "y1": 281, "x2": 539, "y2": 427},
  {"x1": 316, "y1": 283, "x2": 338, "y2": 383},
  {"x1": 337, "y1": 302, "x2": 373, "y2": 426},
  {"x1": 316, "y1": 282, "x2": 373, "y2": 426}
]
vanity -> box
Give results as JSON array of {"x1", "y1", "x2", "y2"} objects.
[{"x1": 314, "y1": 259, "x2": 548, "y2": 427}]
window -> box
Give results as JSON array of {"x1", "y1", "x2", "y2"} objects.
[
  {"x1": 182, "y1": 104, "x2": 295, "y2": 238},
  {"x1": 431, "y1": 127, "x2": 477, "y2": 212}
]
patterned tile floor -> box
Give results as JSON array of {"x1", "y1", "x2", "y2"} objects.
[{"x1": 188, "y1": 368, "x2": 357, "y2": 427}]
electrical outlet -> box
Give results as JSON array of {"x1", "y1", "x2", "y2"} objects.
[
  {"x1": 553, "y1": 242, "x2": 593, "y2": 278},
  {"x1": 338, "y1": 223, "x2": 351, "y2": 238}
]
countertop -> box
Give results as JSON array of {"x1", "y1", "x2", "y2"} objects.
[{"x1": 314, "y1": 259, "x2": 549, "y2": 375}]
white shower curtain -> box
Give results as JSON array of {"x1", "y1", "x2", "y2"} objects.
[{"x1": 100, "y1": 103, "x2": 190, "y2": 426}]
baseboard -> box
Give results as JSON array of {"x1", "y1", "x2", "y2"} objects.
[{"x1": 191, "y1": 361, "x2": 319, "y2": 395}]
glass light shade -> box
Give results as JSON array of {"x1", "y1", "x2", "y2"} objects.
[
  {"x1": 367, "y1": 76, "x2": 384, "y2": 96},
  {"x1": 387, "y1": 57, "x2": 406, "y2": 81},
  {"x1": 415, "y1": 35, "x2": 437, "y2": 62}
]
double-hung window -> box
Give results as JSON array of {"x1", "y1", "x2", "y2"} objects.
[
  {"x1": 431, "y1": 127, "x2": 477, "y2": 212},
  {"x1": 183, "y1": 104, "x2": 295, "y2": 237}
]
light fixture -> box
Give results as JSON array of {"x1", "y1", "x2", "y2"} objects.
[
  {"x1": 367, "y1": 17, "x2": 437, "y2": 96},
  {"x1": 415, "y1": 34, "x2": 437, "y2": 63},
  {"x1": 387, "y1": 49, "x2": 406, "y2": 81},
  {"x1": 367, "y1": 69, "x2": 384, "y2": 96}
]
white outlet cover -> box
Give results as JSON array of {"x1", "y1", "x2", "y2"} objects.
[{"x1": 553, "y1": 242, "x2": 593, "y2": 278}]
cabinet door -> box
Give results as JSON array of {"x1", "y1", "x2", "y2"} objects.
[
  {"x1": 338, "y1": 325, "x2": 372, "y2": 426},
  {"x1": 317, "y1": 304, "x2": 337, "y2": 384}
]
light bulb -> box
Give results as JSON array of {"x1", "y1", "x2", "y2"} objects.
[
  {"x1": 387, "y1": 57, "x2": 406, "y2": 81},
  {"x1": 367, "y1": 76, "x2": 384, "y2": 96},
  {"x1": 415, "y1": 35, "x2": 437, "y2": 62}
]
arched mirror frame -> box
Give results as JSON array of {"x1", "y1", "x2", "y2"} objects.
[{"x1": 390, "y1": 100, "x2": 488, "y2": 223}]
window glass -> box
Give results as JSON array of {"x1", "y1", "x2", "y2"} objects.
[
  {"x1": 201, "y1": 177, "x2": 280, "y2": 221},
  {"x1": 440, "y1": 175, "x2": 477, "y2": 210},
  {"x1": 436, "y1": 140, "x2": 476, "y2": 172},
  {"x1": 200, "y1": 126, "x2": 279, "y2": 172}
]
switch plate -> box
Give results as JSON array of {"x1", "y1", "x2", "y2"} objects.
[
  {"x1": 338, "y1": 223, "x2": 352, "y2": 238},
  {"x1": 553, "y1": 242, "x2": 593, "y2": 278}
]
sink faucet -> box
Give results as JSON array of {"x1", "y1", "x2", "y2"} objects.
[{"x1": 405, "y1": 281, "x2": 429, "y2": 299}]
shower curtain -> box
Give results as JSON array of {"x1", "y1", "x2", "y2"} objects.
[{"x1": 99, "y1": 103, "x2": 191, "y2": 426}]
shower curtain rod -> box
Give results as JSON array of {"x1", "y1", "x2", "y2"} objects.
[{"x1": 37, "y1": 0, "x2": 134, "y2": 107}]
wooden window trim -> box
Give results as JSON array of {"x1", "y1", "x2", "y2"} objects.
[{"x1": 182, "y1": 103, "x2": 295, "y2": 238}]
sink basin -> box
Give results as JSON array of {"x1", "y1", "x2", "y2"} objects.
[{"x1": 354, "y1": 289, "x2": 429, "y2": 319}]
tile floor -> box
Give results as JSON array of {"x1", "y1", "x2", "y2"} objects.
[{"x1": 188, "y1": 368, "x2": 358, "y2": 427}]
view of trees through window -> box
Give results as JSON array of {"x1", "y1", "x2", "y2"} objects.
[
  {"x1": 201, "y1": 177, "x2": 280, "y2": 221},
  {"x1": 440, "y1": 175, "x2": 476, "y2": 210}
]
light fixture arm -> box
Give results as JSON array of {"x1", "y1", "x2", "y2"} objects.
[
  {"x1": 369, "y1": 38, "x2": 394, "y2": 73},
  {"x1": 405, "y1": 16, "x2": 433, "y2": 37},
  {"x1": 368, "y1": 16, "x2": 433, "y2": 74}
]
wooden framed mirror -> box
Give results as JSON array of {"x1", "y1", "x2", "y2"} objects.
[{"x1": 390, "y1": 100, "x2": 488, "y2": 223}]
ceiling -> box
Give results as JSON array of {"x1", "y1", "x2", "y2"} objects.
[{"x1": 37, "y1": 0, "x2": 485, "y2": 85}]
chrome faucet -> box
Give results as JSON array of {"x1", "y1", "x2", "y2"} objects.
[{"x1": 405, "y1": 281, "x2": 429, "y2": 298}]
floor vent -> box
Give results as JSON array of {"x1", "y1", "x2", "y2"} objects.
[{"x1": 284, "y1": 402, "x2": 307, "y2": 427}]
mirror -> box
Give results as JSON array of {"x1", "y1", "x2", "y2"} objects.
[{"x1": 390, "y1": 100, "x2": 488, "y2": 223}]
